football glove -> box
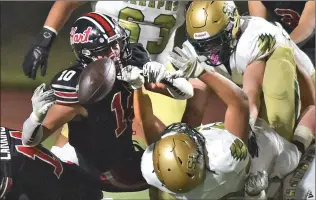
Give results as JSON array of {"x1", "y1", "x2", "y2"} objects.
[
  {"x1": 118, "y1": 65, "x2": 145, "y2": 89},
  {"x1": 168, "y1": 41, "x2": 207, "y2": 79},
  {"x1": 143, "y1": 61, "x2": 170, "y2": 83},
  {"x1": 22, "y1": 27, "x2": 57, "y2": 79},
  {"x1": 245, "y1": 170, "x2": 269, "y2": 196},
  {"x1": 31, "y1": 83, "x2": 56, "y2": 122}
]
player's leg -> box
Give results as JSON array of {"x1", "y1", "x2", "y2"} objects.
[
  {"x1": 292, "y1": 105, "x2": 315, "y2": 155},
  {"x1": 261, "y1": 46, "x2": 299, "y2": 141}
]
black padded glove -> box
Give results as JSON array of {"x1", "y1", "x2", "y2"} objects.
[{"x1": 22, "y1": 27, "x2": 56, "y2": 79}]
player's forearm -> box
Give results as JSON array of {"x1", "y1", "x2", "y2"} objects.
[
  {"x1": 199, "y1": 71, "x2": 248, "y2": 110},
  {"x1": 290, "y1": 1, "x2": 315, "y2": 46},
  {"x1": 290, "y1": 25, "x2": 315, "y2": 46},
  {"x1": 133, "y1": 88, "x2": 165, "y2": 144},
  {"x1": 248, "y1": 1, "x2": 267, "y2": 19},
  {"x1": 297, "y1": 66, "x2": 315, "y2": 111},
  {"x1": 44, "y1": 1, "x2": 86, "y2": 32},
  {"x1": 244, "y1": 89, "x2": 261, "y2": 128}
]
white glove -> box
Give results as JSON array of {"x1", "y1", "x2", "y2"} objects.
[
  {"x1": 118, "y1": 65, "x2": 145, "y2": 89},
  {"x1": 143, "y1": 61, "x2": 169, "y2": 83},
  {"x1": 168, "y1": 41, "x2": 206, "y2": 79},
  {"x1": 245, "y1": 171, "x2": 269, "y2": 196},
  {"x1": 31, "y1": 83, "x2": 56, "y2": 122}
]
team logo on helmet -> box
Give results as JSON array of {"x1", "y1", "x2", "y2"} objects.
[{"x1": 70, "y1": 26, "x2": 92, "y2": 44}]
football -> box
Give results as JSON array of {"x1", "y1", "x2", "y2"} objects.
[{"x1": 78, "y1": 58, "x2": 116, "y2": 104}]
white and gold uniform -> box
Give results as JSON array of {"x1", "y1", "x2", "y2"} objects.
[
  {"x1": 249, "y1": 118, "x2": 301, "y2": 179},
  {"x1": 197, "y1": 16, "x2": 315, "y2": 141},
  {"x1": 209, "y1": 16, "x2": 315, "y2": 85},
  {"x1": 92, "y1": 1, "x2": 188, "y2": 64},
  {"x1": 141, "y1": 123, "x2": 250, "y2": 199}
]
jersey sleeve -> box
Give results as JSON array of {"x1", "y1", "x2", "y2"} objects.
[{"x1": 50, "y1": 66, "x2": 83, "y2": 104}]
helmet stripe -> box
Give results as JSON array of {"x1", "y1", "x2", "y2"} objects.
[
  {"x1": 85, "y1": 13, "x2": 115, "y2": 37},
  {"x1": 76, "y1": 16, "x2": 107, "y2": 38}
]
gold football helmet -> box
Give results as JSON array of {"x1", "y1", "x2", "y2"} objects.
[
  {"x1": 186, "y1": 1, "x2": 240, "y2": 66},
  {"x1": 153, "y1": 129, "x2": 206, "y2": 193}
]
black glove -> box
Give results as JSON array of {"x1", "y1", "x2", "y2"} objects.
[
  {"x1": 248, "y1": 126, "x2": 259, "y2": 158},
  {"x1": 22, "y1": 27, "x2": 56, "y2": 79}
]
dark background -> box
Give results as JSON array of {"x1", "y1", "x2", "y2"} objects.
[{"x1": 0, "y1": 1, "x2": 249, "y2": 90}]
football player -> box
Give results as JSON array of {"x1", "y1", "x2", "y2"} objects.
[
  {"x1": 140, "y1": 47, "x2": 305, "y2": 200},
  {"x1": 248, "y1": 1, "x2": 315, "y2": 65},
  {"x1": 21, "y1": 13, "x2": 192, "y2": 192},
  {"x1": 140, "y1": 54, "x2": 251, "y2": 199},
  {"x1": 170, "y1": 1, "x2": 315, "y2": 142},
  {"x1": 21, "y1": 0, "x2": 194, "y2": 159},
  {"x1": 0, "y1": 126, "x2": 103, "y2": 200}
]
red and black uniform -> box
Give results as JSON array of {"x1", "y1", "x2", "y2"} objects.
[
  {"x1": 50, "y1": 42, "x2": 150, "y2": 192},
  {"x1": 0, "y1": 126, "x2": 102, "y2": 200}
]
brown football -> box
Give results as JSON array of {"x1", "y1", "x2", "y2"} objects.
[{"x1": 78, "y1": 58, "x2": 116, "y2": 104}]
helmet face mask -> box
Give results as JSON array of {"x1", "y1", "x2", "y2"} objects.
[
  {"x1": 186, "y1": 1, "x2": 240, "y2": 66},
  {"x1": 189, "y1": 25, "x2": 233, "y2": 66}
]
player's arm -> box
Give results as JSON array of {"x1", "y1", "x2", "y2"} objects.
[
  {"x1": 248, "y1": 1, "x2": 267, "y2": 19},
  {"x1": 242, "y1": 60, "x2": 265, "y2": 129},
  {"x1": 199, "y1": 71, "x2": 250, "y2": 142},
  {"x1": 22, "y1": 68, "x2": 85, "y2": 146},
  {"x1": 133, "y1": 88, "x2": 166, "y2": 145},
  {"x1": 290, "y1": 1, "x2": 315, "y2": 46},
  {"x1": 22, "y1": 1, "x2": 86, "y2": 79},
  {"x1": 44, "y1": 1, "x2": 87, "y2": 33},
  {"x1": 127, "y1": 43, "x2": 193, "y2": 100},
  {"x1": 144, "y1": 77, "x2": 194, "y2": 100}
]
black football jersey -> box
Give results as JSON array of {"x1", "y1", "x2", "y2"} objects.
[
  {"x1": 49, "y1": 43, "x2": 150, "y2": 172},
  {"x1": 0, "y1": 127, "x2": 64, "y2": 180},
  {"x1": 0, "y1": 126, "x2": 102, "y2": 200}
]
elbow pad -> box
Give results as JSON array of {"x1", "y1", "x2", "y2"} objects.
[
  {"x1": 164, "y1": 78, "x2": 194, "y2": 100},
  {"x1": 22, "y1": 112, "x2": 44, "y2": 147}
]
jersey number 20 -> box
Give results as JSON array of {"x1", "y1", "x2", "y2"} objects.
[{"x1": 118, "y1": 7, "x2": 176, "y2": 55}]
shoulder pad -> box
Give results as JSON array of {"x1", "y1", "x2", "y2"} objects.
[{"x1": 50, "y1": 64, "x2": 84, "y2": 104}]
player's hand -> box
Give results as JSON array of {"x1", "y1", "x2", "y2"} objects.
[
  {"x1": 31, "y1": 83, "x2": 56, "y2": 122},
  {"x1": 168, "y1": 41, "x2": 205, "y2": 79},
  {"x1": 118, "y1": 65, "x2": 145, "y2": 89},
  {"x1": 245, "y1": 170, "x2": 269, "y2": 196},
  {"x1": 22, "y1": 27, "x2": 56, "y2": 80},
  {"x1": 143, "y1": 61, "x2": 170, "y2": 83}
]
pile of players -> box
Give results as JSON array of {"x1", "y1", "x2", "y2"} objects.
[{"x1": 1, "y1": 1, "x2": 315, "y2": 200}]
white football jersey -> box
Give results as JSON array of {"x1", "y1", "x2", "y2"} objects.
[
  {"x1": 141, "y1": 123, "x2": 250, "y2": 199},
  {"x1": 91, "y1": 1, "x2": 188, "y2": 63},
  {"x1": 205, "y1": 16, "x2": 315, "y2": 86},
  {"x1": 249, "y1": 118, "x2": 301, "y2": 179}
]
